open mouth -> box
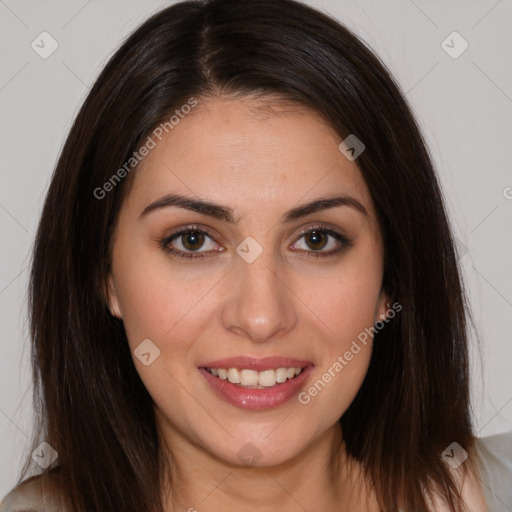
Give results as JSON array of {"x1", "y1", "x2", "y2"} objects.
[{"x1": 203, "y1": 366, "x2": 305, "y2": 389}]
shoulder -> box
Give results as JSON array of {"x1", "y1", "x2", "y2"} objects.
[
  {"x1": 0, "y1": 469, "x2": 71, "y2": 512},
  {"x1": 420, "y1": 434, "x2": 511, "y2": 512},
  {"x1": 473, "y1": 430, "x2": 512, "y2": 511}
]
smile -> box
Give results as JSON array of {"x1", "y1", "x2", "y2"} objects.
[
  {"x1": 204, "y1": 366, "x2": 304, "y2": 389},
  {"x1": 197, "y1": 357, "x2": 314, "y2": 410}
]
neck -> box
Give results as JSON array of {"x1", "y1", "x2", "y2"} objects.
[{"x1": 159, "y1": 419, "x2": 375, "y2": 512}]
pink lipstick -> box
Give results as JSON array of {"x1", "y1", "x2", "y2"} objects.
[{"x1": 198, "y1": 356, "x2": 314, "y2": 410}]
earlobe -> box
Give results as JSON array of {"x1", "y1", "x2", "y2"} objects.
[
  {"x1": 376, "y1": 291, "x2": 391, "y2": 322},
  {"x1": 107, "y1": 275, "x2": 122, "y2": 319}
]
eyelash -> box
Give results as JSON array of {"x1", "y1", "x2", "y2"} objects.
[{"x1": 159, "y1": 224, "x2": 353, "y2": 261}]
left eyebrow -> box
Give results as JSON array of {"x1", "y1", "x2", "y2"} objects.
[
  {"x1": 138, "y1": 193, "x2": 368, "y2": 223},
  {"x1": 284, "y1": 195, "x2": 368, "y2": 221}
]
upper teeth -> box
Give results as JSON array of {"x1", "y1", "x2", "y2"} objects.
[{"x1": 208, "y1": 367, "x2": 303, "y2": 387}]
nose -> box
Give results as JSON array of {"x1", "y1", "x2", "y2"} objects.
[{"x1": 221, "y1": 245, "x2": 297, "y2": 343}]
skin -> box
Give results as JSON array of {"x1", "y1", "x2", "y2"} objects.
[{"x1": 106, "y1": 96, "x2": 488, "y2": 512}]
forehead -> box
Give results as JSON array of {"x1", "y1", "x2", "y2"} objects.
[{"x1": 125, "y1": 95, "x2": 376, "y2": 224}]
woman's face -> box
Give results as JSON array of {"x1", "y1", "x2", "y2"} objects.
[{"x1": 107, "y1": 96, "x2": 388, "y2": 467}]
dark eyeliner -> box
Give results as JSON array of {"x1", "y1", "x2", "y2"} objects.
[
  {"x1": 158, "y1": 224, "x2": 218, "y2": 260},
  {"x1": 294, "y1": 225, "x2": 353, "y2": 259},
  {"x1": 159, "y1": 224, "x2": 353, "y2": 260}
]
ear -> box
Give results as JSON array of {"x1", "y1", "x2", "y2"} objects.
[
  {"x1": 375, "y1": 289, "x2": 391, "y2": 323},
  {"x1": 106, "y1": 274, "x2": 122, "y2": 319}
]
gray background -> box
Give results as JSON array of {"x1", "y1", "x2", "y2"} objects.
[{"x1": 1, "y1": 0, "x2": 511, "y2": 497}]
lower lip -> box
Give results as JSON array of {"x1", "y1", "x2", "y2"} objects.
[{"x1": 198, "y1": 366, "x2": 313, "y2": 410}]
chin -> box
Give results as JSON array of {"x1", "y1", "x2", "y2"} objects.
[{"x1": 207, "y1": 433, "x2": 307, "y2": 469}]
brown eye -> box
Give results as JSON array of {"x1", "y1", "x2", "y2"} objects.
[
  {"x1": 291, "y1": 226, "x2": 352, "y2": 258},
  {"x1": 180, "y1": 230, "x2": 206, "y2": 251},
  {"x1": 304, "y1": 229, "x2": 329, "y2": 251},
  {"x1": 159, "y1": 226, "x2": 221, "y2": 260}
]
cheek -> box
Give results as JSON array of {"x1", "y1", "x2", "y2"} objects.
[
  {"x1": 298, "y1": 348, "x2": 372, "y2": 432},
  {"x1": 112, "y1": 254, "x2": 216, "y2": 412},
  {"x1": 297, "y1": 252, "x2": 383, "y2": 342},
  {"x1": 313, "y1": 279, "x2": 379, "y2": 326},
  {"x1": 112, "y1": 248, "x2": 221, "y2": 352},
  {"x1": 294, "y1": 252, "x2": 382, "y2": 414},
  {"x1": 296, "y1": 278, "x2": 378, "y2": 423}
]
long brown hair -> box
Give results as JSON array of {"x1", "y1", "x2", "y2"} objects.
[{"x1": 18, "y1": 0, "x2": 479, "y2": 510}]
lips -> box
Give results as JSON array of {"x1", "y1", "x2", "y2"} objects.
[{"x1": 197, "y1": 356, "x2": 314, "y2": 410}]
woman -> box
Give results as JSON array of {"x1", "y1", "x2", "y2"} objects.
[{"x1": 1, "y1": 0, "x2": 511, "y2": 510}]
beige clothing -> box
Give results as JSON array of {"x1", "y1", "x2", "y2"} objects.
[
  {"x1": 474, "y1": 430, "x2": 512, "y2": 511},
  {"x1": 0, "y1": 471, "x2": 67, "y2": 511}
]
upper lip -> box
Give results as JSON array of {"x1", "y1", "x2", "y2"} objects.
[{"x1": 199, "y1": 356, "x2": 314, "y2": 372}]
